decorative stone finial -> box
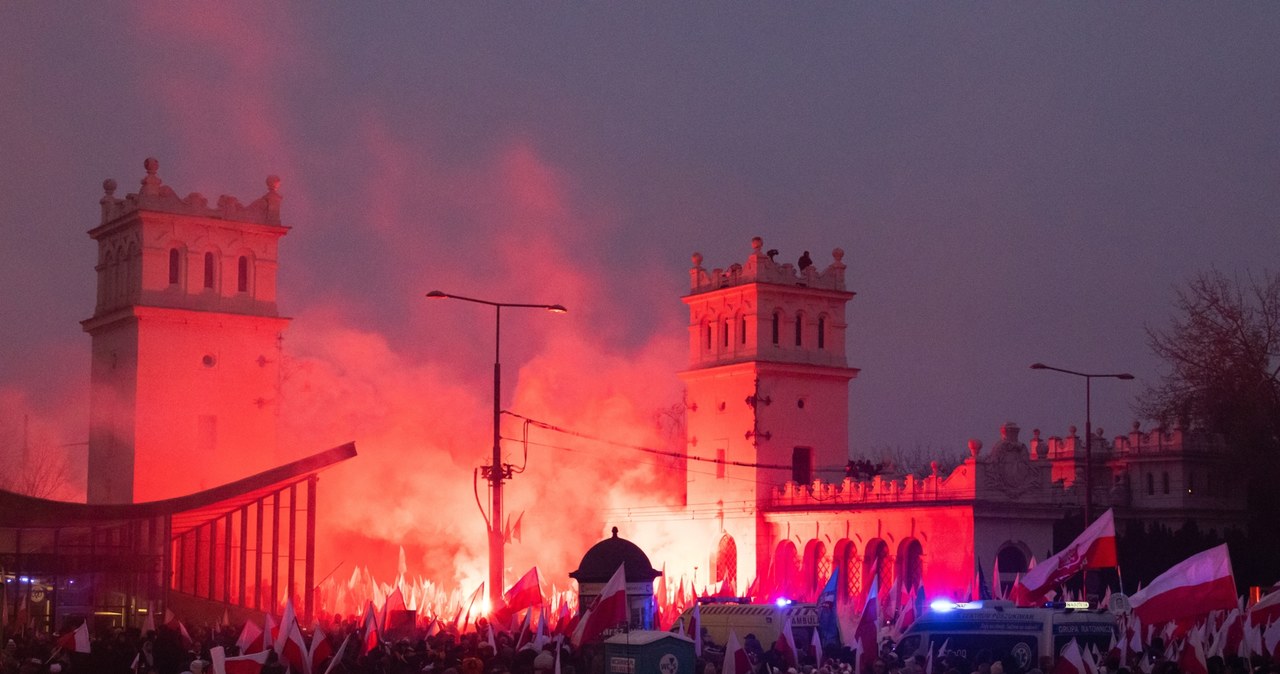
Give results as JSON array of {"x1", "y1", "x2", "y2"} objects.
[
  {"x1": 930, "y1": 460, "x2": 939, "y2": 475},
  {"x1": 1068, "y1": 425, "x2": 1077, "y2": 436},
  {"x1": 832, "y1": 248, "x2": 844, "y2": 262},
  {"x1": 266, "y1": 175, "x2": 281, "y2": 192},
  {"x1": 691, "y1": 252, "x2": 703, "y2": 268},
  {"x1": 610, "y1": 526, "x2": 619, "y2": 538},
  {"x1": 140, "y1": 157, "x2": 162, "y2": 196},
  {"x1": 144, "y1": 157, "x2": 159, "y2": 174},
  {"x1": 968, "y1": 438, "x2": 982, "y2": 458},
  {"x1": 1132, "y1": 420, "x2": 1141, "y2": 431},
  {"x1": 751, "y1": 236, "x2": 763, "y2": 253},
  {"x1": 1033, "y1": 428, "x2": 1041, "y2": 439},
  {"x1": 102, "y1": 179, "x2": 117, "y2": 197}
]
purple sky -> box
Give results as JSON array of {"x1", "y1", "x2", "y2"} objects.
[{"x1": 2, "y1": 3, "x2": 1278, "y2": 472}]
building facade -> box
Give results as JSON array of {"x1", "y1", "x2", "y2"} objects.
[
  {"x1": 84, "y1": 158, "x2": 289, "y2": 503},
  {"x1": 681, "y1": 239, "x2": 1248, "y2": 606}
]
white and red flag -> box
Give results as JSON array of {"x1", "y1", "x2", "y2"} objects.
[
  {"x1": 504, "y1": 567, "x2": 544, "y2": 617},
  {"x1": 236, "y1": 619, "x2": 264, "y2": 654},
  {"x1": 321, "y1": 634, "x2": 350, "y2": 674},
  {"x1": 361, "y1": 599, "x2": 380, "y2": 653},
  {"x1": 1053, "y1": 638, "x2": 1089, "y2": 674},
  {"x1": 722, "y1": 630, "x2": 752, "y2": 674},
  {"x1": 852, "y1": 578, "x2": 880, "y2": 674},
  {"x1": 1178, "y1": 631, "x2": 1209, "y2": 674},
  {"x1": 211, "y1": 645, "x2": 271, "y2": 674},
  {"x1": 773, "y1": 614, "x2": 798, "y2": 668},
  {"x1": 571, "y1": 563, "x2": 627, "y2": 647},
  {"x1": 309, "y1": 623, "x2": 334, "y2": 674},
  {"x1": 261, "y1": 614, "x2": 276, "y2": 651},
  {"x1": 1249, "y1": 588, "x2": 1280, "y2": 626},
  {"x1": 810, "y1": 623, "x2": 823, "y2": 667},
  {"x1": 1012, "y1": 509, "x2": 1117, "y2": 605},
  {"x1": 278, "y1": 620, "x2": 308, "y2": 674},
  {"x1": 687, "y1": 602, "x2": 702, "y2": 656},
  {"x1": 1129, "y1": 544, "x2": 1237, "y2": 626},
  {"x1": 56, "y1": 621, "x2": 91, "y2": 653}
]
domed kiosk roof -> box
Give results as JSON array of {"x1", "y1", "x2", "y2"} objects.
[{"x1": 569, "y1": 527, "x2": 662, "y2": 583}]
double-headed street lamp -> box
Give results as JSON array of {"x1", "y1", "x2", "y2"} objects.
[
  {"x1": 1029, "y1": 363, "x2": 1134, "y2": 526},
  {"x1": 427, "y1": 290, "x2": 567, "y2": 606}
]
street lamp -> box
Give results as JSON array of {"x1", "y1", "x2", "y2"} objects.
[
  {"x1": 427, "y1": 290, "x2": 567, "y2": 606},
  {"x1": 1028, "y1": 363, "x2": 1134, "y2": 526}
]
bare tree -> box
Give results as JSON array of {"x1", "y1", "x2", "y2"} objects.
[{"x1": 1136, "y1": 269, "x2": 1280, "y2": 458}]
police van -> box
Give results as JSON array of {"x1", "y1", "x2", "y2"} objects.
[
  {"x1": 670, "y1": 601, "x2": 819, "y2": 647},
  {"x1": 895, "y1": 600, "x2": 1116, "y2": 674}
]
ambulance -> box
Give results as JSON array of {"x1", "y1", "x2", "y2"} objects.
[
  {"x1": 894, "y1": 600, "x2": 1117, "y2": 674},
  {"x1": 670, "y1": 601, "x2": 819, "y2": 647}
]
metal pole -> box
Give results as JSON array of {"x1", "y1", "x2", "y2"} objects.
[
  {"x1": 1084, "y1": 376, "x2": 1092, "y2": 526},
  {"x1": 491, "y1": 305, "x2": 503, "y2": 607}
]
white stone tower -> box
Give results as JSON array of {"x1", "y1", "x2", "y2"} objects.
[
  {"x1": 680, "y1": 236, "x2": 858, "y2": 590},
  {"x1": 84, "y1": 158, "x2": 290, "y2": 503}
]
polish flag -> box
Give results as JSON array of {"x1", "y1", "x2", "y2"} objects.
[
  {"x1": 1129, "y1": 544, "x2": 1238, "y2": 626},
  {"x1": 773, "y1": 614, "x2": 798, "y2": 668},
  {"x1": 1012, "y1": 509, "x2": 1117, "y2": 605},
  {"x1": 274, "y1": 598, "x2": 298, "y2": 656},
  {"x1": 1263, "y1": 618, "x2": 1280, "y2": 660},
  {"x1": 1249, "y1": 588, "x2": 1280, "y2": 626},
  {"x1": 892, "y1": 587, "x2": 918, "y2": 640},
  {"x1": 504, "y1": 567, "x2": 544, "y2": 616},
  {"x1": 852, "y1": 578, "x2": 880, "y2": 674},
  {"x1": 1053, "y1": 639, "x2": 1089, "y2": 674},
  {"x1": 56, "y1": 621, "x2": 91, "y2": 653},
  {"x1": 1178, "y1": 630, "x2": 1209, "y2": 674},
  {"x1": 686, "y1": 602, "x2": 702, "y2": 656},
  {"x1": 572, "y1": 563, "x2": 627, "y2": 647},
  {"x1": 211, "y1": 646, "x2": 270, "y2": 674},
  {"x1": 309, "y1": 623, "x2": 334, "y2": 674},
  {"x1": 320, "y1": 634, "x2": 350, "y2": 674},
  {"x1": 236, "y1": 620, "x2": 264, "y2": 654},
  {"x1": 261, "y1": 614, "x2": 276, "y2": 651},
  {"x1": 278, "y1": 620, "x2": 308, "y2": 674},
  {"x1": 810, "y1": 623, "x2": 823, "y2": 667},
  {"x1": 362, "y1": 600, "x2": 380, "y2": 653},
  {"x1": 721, "y1": 630, "x2": 752, "y2": 674}
]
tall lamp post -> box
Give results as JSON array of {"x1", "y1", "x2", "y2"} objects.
[
  {"x1": 1029, "y1": 363, "x2": 1134, "y2": 526},
  {"x1": 428, "y1": 290, "x2": 567, "y2": 606}
]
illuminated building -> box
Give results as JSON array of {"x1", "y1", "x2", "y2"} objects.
[{"x1": 681, "y1": 239, "x2": 1247, "y2": 604}]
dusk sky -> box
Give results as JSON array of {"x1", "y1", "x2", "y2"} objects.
[{"x1": 2, "y1": 5, "x2": 1278, "y2": 583}]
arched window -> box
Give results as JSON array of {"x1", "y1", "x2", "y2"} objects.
[
  {"x1": 716, "y1": 535, "x2": 738, "y2": 591},
  {"x1": 772, "y1": 312, "x2": 780, "y2": 345},
  {"x1": 801, "y1": 540, "x2": 828, "y2": 602},
  {"x1": 1147, "y1": 473, "x2": 1154, "y2": 495},
  {"x1": 898, "y1": 539, "x2": 925, "y2": 593},
  {"x1": 818, "y1": 316, "x2": 826, "y2": 349},
  {"x1": 237, "y1": 256, "x2": 249, "y2": 292},
  {"x1": 832, "y1": 540, "x2": 860, "y2": 603},
  {"x1": 794, "y1": 315, "x2": 803, "y2": 346},
  {"x1": 704, "y1": 322, "x2": 712, "y2": 350},
  {"x1": 863, "y1": 539, "x2": 890, "y2": 602},
  {"x1": 168, "y1": 248, "x2": 181, "y2": 285},
  {"x1": 772, "y1": 541, "x2": 800, "y2": 600},
  {"x1": 1162, "y1": 472, "x2": 1170, "y2": 494},
  {"x1": 740, "y1": 316, "x2": 747, "y2": 345},
  {"x1": 203, "y1": 252, "x2": 215, "y2": 289},
  {"x1": 723, "y1": 319, "x2": 729, "y2": 347}
]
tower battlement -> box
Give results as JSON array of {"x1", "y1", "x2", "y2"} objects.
[
  {"x1": 99, "y1": 157, "x2": 283, "y2": 227},
  {"x1": 689, "y1": 236, "x2": 847, "y2": 294}
]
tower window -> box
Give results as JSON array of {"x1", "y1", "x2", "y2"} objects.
[
  {"x1": 818, "y1": 316, "x2": 826, "y2": 349},
  {"x1": 772, "y1": 312, "x2": 780, "y2": 345},
  {"x1": 716, "y1": 448, "x2": 726, "y2": 479},
  {"x1": 237, "y1": 256, "x2": 249, "y2": 292},
  {"x1": 792, "y1": 447, "x2": 814, "y2": 484},
  {"x1": 1147, "y1": 473, "x2": 1154, "y2": 496},
  {"x1": 705, "y1": 323, "x2": 712, "y2": 350},
  {"x1": 723, "y1": 319, "x2": 729, "y2": 347},
  {"x1": 168, "y1": 249, "x2": 181, "y2": 285},
  {"x1": 741, "y1": 316, "x2": 747, "y2": 344},
  {"x1": 203, "y1": 252, "x2": 215, "y2": 289},
  {"x1": 795, "y1": 315, "x2": 803, "y2": 346},
  {"x1": 1162, "y1": 471, "x2": 1170, "y2": 494}
]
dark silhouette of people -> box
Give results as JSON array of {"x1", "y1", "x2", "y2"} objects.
[
  {"x1": 766, "y1": 248, "x2": 779, "y2": 262},
  {"x1": 798, "y1": 251, "x2": 812, "y2": 270}
]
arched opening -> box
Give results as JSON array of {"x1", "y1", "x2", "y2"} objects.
[
  {"x1": 722, "y1": 318, "x2": 729, "y2": 348},
  {"x1": 996, "y1": 541, "x2": 1030, "y2": 597},
  {"x1": 794, "y1": 313, "x2": 803, "y2": 346},
  {"x1": 800, "y1": 539, "x2": 828, "y2": 602},
  {"x1": 237, "y1": 256, "x2": 249, "y2": 292},
  {"x1": 740, "y1": 315, "x2": 747, "y2": 345},
  {"x1": 862, "y1": 539, "x2": 891, "y2": 602},
  {"x1": 168, "y1": 248, "x2": 181, "y2": 285},
  {"x1": 203, "y1": 251, "x2": 215, "y2": 289},
  {"x1": 715, "y1": 534, "x2": 738, "y2": 593},
  {"x1": 818, "y1": 315, "x2": 826, "y2": 349},
  {"x1": 772, "y1": 311, "x2": 781, "y2": 345},
  {"x1": 832, "y1": 539, "x2": 860, "y2": 604},
  {"x1": 771, "y1": 540, "x2": 800, "y2": 601},
  {"x1": 896, "y1": 538, "x2": 925, "y2": 595}
]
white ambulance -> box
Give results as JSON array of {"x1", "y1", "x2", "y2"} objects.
[{"x1": 894, "y1": 600, "x2": 1117, "y2": 674}]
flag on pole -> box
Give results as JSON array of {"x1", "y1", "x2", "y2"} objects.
[
  {"x1": 504, "y1": 567, "x2": 544, "y2": 617},
  {"x1": 211, "y1": 645, "x2": 270, "y2": 674},
  {"x1": 278, "y1": 620, "x2": 308, "y2": 674},
  {"x1": 1053, "y1": 639, "x2": 1089, "y2": 674},
  {"x1": 1249, "y1": 588, "x2": 1280, "y2": 626},
  {"x1": 852, "y1": 577, "x2": 880, "y2": 674},
  {"x1": 722, "y1": 630, "x2": 751, "y2": 674},
  {"x1": 362, "y1": 600, "x2": 380, "y2": 653},
  {"x1": 321, "y1": 634, "x2": 350, "y2": 674},
  {"x1": 56, "y1": 621, "x2": 91, "y2": 653},
  {"x1": 236, "y1": 619, "x2": 264, "y2": 654},
  {"x1": 1012, "y1": 509, "x2": 1117, "y2": 605},
  {"x1": 1129, "y1": 544, "x2": 1237, "y2": 625},
  {"x1": 571, "y1": 563, "x2": 627, "y2": 647},
  {"x1": 810, "y1": 622, "x2": 824, "y2": 667},
  {"x1": 309, "y1": 623, "x2": 335, "y2": 674},
  {"x1": 773, "y1": 614, "x2": 798, "y2": 668}
]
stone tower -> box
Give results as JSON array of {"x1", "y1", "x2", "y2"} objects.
[
  {"x1": 680, "y1": 237, "x2": 858, "y2": 590},
  {"x1": 83, "y1": 158, "x2": 290, "y2": 503}
]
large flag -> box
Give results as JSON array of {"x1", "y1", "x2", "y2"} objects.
[
  {"x1": 362, "y1": 600, "x2": 380, "y2": 653},
  {"x1": 56, "y1": 621, "x2": 91, "y2": 653},
  {"x1": 572, "y1": 563, "x2": 628, "y2": 647},
  {"x1": 774, "y1": 614, "x2": 798, "y2": 668},
  {"x1": 309, "y1": 623, "x2": 335, "y2": 674},
  {"x1": 811, "y1": 623, "x2": 823, "y2": 667},
  {"x1": 1012, "y1": 509, "x2": 1117, "y2": 605},
  {"x1": 211, "y1": 645, "x2": 270, "y2": 674},
  {"x1": 722, "y1": 630, "x2": 751, "y2": 674},
  {"x1": 504, "y1": 567, "x2": 544, "y2": 617},
  {"x1": 1053, "y1": 639, "x2": 1089, "y2": 674},
  {"x1": 1129, "y1": 544, "x2": 1237, "y2": 625},
  {"x1": 852, "y1": 578, "x2": 880, "y2": 674},
  {"x1": 321, "y1": 635, "x2": 351, "y2": 674},
  {"x1": 237, "y1": 620, "x2": 265, "y2": 654},
  {"x1": 815, "y1": 568, "x2": 840, "y2": 647},
  {"x1": 278, "y1": 620, "x2": 308, "y2": 674},
  {"x1": 1249, "y1": 588, "x2": 1280, "y2": 626}
]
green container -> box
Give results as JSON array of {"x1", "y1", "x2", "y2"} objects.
[{"x1": 603, "y1": 630, "x2": 696, "y2": 674}]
